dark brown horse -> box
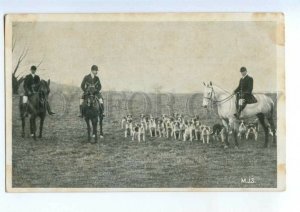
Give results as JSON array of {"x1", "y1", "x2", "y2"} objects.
[
  {"x1": 82, "y1": 84, "x2": 103, "y2": 143},
  {"x1": 19, "y1": 79, "x2": 51, "y2": 140}
]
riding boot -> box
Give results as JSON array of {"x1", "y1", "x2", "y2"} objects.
[
  {"x1": 234, "y1": 103, "x2": 247, "y2": 119},
  {"x1": 46, "y1": 100, "x2": 55, "y2": 115},
  {"x1": 78, "y1": 104, "x2": 84, "y2": 118},
  {"x1": 23, "y1": 103, "x2": 29, "y2": 117}
]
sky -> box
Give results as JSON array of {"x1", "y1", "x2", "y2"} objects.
[{"x1": 12, "y1": 20, "x2": 278, "y2": 93}]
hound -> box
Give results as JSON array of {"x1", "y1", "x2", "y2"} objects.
[
  {"x1": 132, "y1": 123, "x2": 139, "y2": 141},
  {"x1": 121, "y1": 114, "x2": 132, "y2": 129},
  {"x1": 238, "y1": 120, "x2": 247, "y2": 140},
  {"x1": 212, "y1": 124, "x2": 226, "y2": 143},
  {"x1": 138, "y1": 122, "x2": 146, "y2": 142},
  {"x1": 124, "y1": 119, "x2": 133, "y2": 138},
  {"x1": 140, "y1": 114, "x2": 149, "y2": 130},
  {"x1": 194, "y1": 120, "x2": 202, "y2": 140},
  {"x1": 179, "y1": 121, "x2": 186, "y2": 140},
  {"x1": 156, "y1": 120, "x2": 166, "y2": 138},
  {"x1": 183, "y1": 121, "x2": 192, "y2": 142},
  {"x1": 148, "y1": 117, "x2": 157, "y2": 137},
  {"x1": 201, "y1": 125, "x2": 211, "y2": 144},
  {"x1": 189, "y1": 120, "x2": 196, "y2": 141},
  {"x1": 165, "y1": 118, "x2": 174, "y2": 138},
  {"x1": 173, "y1": 121, "x2": 181, "y2": 140},
  {"x1": 245, "y1": 123, "x2": 258, "y2": 141}
]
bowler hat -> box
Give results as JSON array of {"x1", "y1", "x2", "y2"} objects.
[
  {"x1": 91, "y1": 65, "x2": 98, "y2": 71},
  {"x1": 31, "y1": 66, "x2": 37, "y2": 71},
  {"x1": 240, "y1": 67, "x2": 247, "y2": 72}
]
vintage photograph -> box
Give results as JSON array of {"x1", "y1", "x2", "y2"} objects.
[{"x1": 5, "y1": 13, "x2": 285, "y2": 191}]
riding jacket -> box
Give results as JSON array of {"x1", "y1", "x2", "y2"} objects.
[
  {"x1": 81, "y1": 74, "x2": 102, "y2": 99},
  {"x1": 23, "y1": 74, "x2": 40, "y2": 96},
  {"x1": 234, "y1": 75, "x2": 257, "y2": 104}
]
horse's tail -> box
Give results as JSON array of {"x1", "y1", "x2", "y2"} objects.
[{"x1": 268, "y1": 98, "x2": 275, "y2": 119}]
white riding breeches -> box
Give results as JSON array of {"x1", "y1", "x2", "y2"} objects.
[
  {"x1": 79, "y1": 98, "x2": 84, "y2": 105},
  {"x1": 23, "y1": 96, "x2": 28, "y2": 103},
  {"x1": 238, "y1": 99, "x2": 245, "y2": 106}
]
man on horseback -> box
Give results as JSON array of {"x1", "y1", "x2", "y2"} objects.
[
  {"x1": 234, "y1": 67, "x2": 257, "y2": 119},
  {"x1": 79, "y1": 65, "x2": 105, "y2": 117},
  {"x1": 23, "y1": 65, "x2": 55, "y2": 116}
]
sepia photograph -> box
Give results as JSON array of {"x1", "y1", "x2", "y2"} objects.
[{"x1": 5, "y1": 13, "x2": 285, "y2": 191}]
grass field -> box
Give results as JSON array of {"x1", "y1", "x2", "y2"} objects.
[{"x1": 11, "y1": 83, "x2": 277, "y2": 188}]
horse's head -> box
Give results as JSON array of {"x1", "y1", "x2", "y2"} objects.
[
  {"x1": 86, "y1": 82, "x2": 97, "y2": 96},
  {"x1": 38, "y1": 79, "x2": 51, "y2": 100},
  {"x1": 85, "y1": 83, "x2": 98, "y2": 107},
  {"x1": 202, "y1": 81, "x2": 214, "y2": 108}
]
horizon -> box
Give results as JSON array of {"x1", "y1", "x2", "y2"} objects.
[{"x1": 48, "y1": 80, "x2": 277, "y2": 94}]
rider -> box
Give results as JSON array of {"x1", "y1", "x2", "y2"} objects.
[
  {"x1": 233, "y1": 67, "x2": 256, "y2": 119},
  {"x1": 79, "y1": 65, "x2": 105, "y2": 117},
  {"x1": 23, "y1": 65, "x2": 55, "y2": 115}
]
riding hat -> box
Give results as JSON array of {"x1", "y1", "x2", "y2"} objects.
[
  {"x1": 91, "y1": 65, "x2": 98, "y2": 71},
  {"x1": 31, "y1": 65, "x2": 37, "y2": 71},
  {"x1": 240, "y1": 67, "x2": 247, "y2": 72}
]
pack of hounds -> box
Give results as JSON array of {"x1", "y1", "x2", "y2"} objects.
[{"x1": 120, "y1": 113, "x2": 275, "y2": 143}]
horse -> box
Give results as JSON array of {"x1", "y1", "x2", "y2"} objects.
[
  {"x1": 82, "y1": 84, "x2": 104, "y2": 143},
  {"x1": 202, "y1": 81, "x2": 276, "y2": 148},
  {"x1": 19, "y1": 79, "x2": 51, "y2": 140}
]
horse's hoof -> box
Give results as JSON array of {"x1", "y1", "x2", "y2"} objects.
[
  {"x1": 224, "y1": 145, "x2": 228, "y2": 149},
  {"x1": 21, "y1": 134, "x2": 25, "y2": 138},
  {"x1": 234, "y1": 146, "x2": 239, "y2": 150},
  {"x1": 100, "y1": 135, "x2": 104, "y2": 139}
]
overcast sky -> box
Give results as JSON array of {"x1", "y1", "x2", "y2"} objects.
[{"x1": 12, "y1": 21, "x2": 277, "y2": 93}]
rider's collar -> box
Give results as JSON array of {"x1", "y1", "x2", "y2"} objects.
[
  {"x1": 90, "y1": 73, "x2": 96, "y2": 78},
  {"x1": 31, "y1": 73, "x2": 35, "y2": 77},
  {"x1": 242, "y1": 74, "x2": 248, "y2": 79}
]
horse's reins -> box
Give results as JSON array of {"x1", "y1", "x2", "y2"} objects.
[{"x1": 203, "y1": 86, "x2": 234, "y2": 105}]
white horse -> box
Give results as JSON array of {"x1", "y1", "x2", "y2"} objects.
[{"x1": 202, "y1": 82, "x2": 276, "y2": 148}]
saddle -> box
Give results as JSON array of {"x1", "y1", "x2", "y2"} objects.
[
  {"x1": 237, "y1": 93, "x2": 257, "y2": 105},
  {"x1": 246, "y1": 94, "x2": 258, "y2": 104}
]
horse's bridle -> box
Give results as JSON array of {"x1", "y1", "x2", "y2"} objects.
[{"x1": 204, "y1": 86, "x2": 234, "y2": 105}]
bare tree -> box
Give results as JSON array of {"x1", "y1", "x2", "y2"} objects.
[{"x1": 12, "y1": 43, "x2": 29, "y2": 94}]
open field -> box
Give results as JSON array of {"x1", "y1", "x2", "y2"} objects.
[{"x1": 11, "y1": 83, "x2": 277, "y2": 188}]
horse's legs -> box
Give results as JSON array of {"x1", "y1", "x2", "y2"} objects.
[
  {"x1": 99, "y1": 116, "x2": 103, "y2": 137},
  {"x1": 232, "y1": 121, "x2": 239, "y2": 148},
  {"x1": 85, "y1": 118, "x2": 91, "y2": 142},
  {"x1": 222, "y1": 119, "x2": 230, "y2": 148},
  {"x1": 21, "y1": 116, "x2": 25, "y2": 138},
  {"x1": 20, "y1": 101, "x2": 26, "y2": 138},
  {"x1": 257, "y1": 113, "x2": 269, "y2": 148},
  {"x1": 92, "y1": 117, "x2": 98, "y2": 143},
  {"x1": 267, "y1": 115, "x2": 277, "y2": 145},
  {"x1": 30, "y1": 116, "x2": 37, "y2": 140},
  {"x1": 38, "y1": 115, "x2": 45, "y2": 138}
]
